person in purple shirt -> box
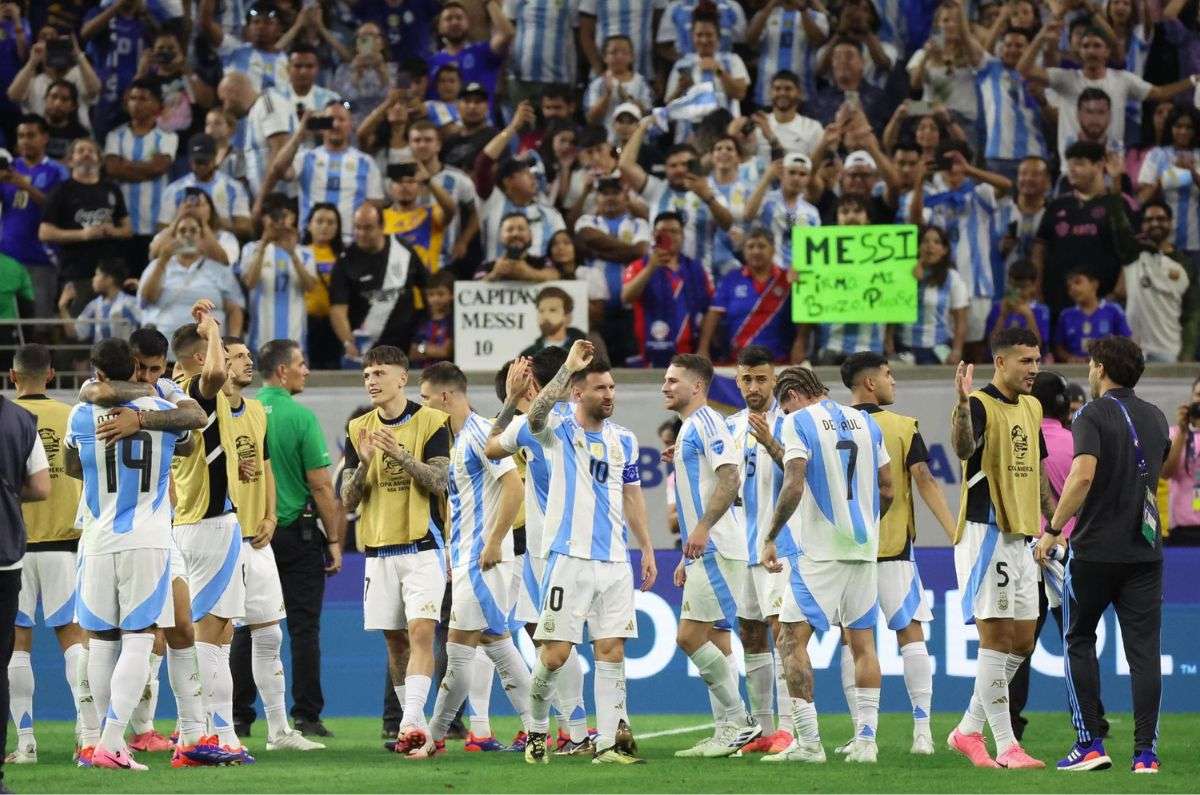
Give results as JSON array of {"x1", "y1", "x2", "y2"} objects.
[
  {"x1": 81, "y1": 0, "x2": 154, "y2": 141},
  {"x1": 986, "y1": 260, "x2": 1051, "y2": 353},
  {"x1": 0, "y1": 114, "x2": 68, "y2": 320},
  {"x1": 425, "y1": 0, "x2": 514, "y2": 118},
  {"x1": 356, "y1": 0, "x2": 440, "y2": 61},
  {"x1": 1053, "y1": 266, "x2": 1133, "y2": 362}
]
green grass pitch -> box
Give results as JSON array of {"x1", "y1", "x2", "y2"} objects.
[{"x1": 8, "y1": 713, "x2": 1199, "y2": 793}]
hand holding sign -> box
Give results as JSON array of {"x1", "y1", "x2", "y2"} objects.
[{"x1": 790, "y1": 225, "x2": 919, "y2": 324}]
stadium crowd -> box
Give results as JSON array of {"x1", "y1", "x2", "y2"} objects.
[{"x1": 0, "y1": 0, "x2": 1199, "y2": 368}]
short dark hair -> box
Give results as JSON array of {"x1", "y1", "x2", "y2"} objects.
[
  {"x1": 427, "y1": 269, "x2": 456, "y2": 291},
  {"x1": 288, "y1": 42, "x2": 320, "y2": 59},
  {"x1": 653, "y1": 211, "x2": 685, "y2": 229},
  {"x1": 13, "y1": 343, "x2": 52, "y2": 375},
  {"x1": 172, "y1": 323, "x2": 204, "y2": 359},
  {"x1": 1141, "y1": 199, "x2": 1173, "y2": 221},
  {"x1": 736, "y1": 345, "x2": 774, "y2": 368},
  {"x1": 1032, "y1": 371, "x2": 1071, "y2": 424},
  {"x1": 840, "y1": 351, "x2": 889, "y2": 389},
  {"x1": 542, "y1": 83, "x2": 574, "y2": 103},
  {"x1": 1079, "y1": 24, "x2": 1112, "y2": 47},
  {"x1": 130, "y1": 328, "x2": 169, "y2": 360},
  {"x1": 363, "y1": 345, "x2": 409, "y2": 369},
  {"x1": 669, "y1": 353, "x2": 714, "y2": 388},
  {"x1": 222, "y1": 335, "x2": 247, "y2": 349},
  {"x1": 127, "y1": 77, "x2": 163, "y2": 104},
  {"x1": 500, "y1": 211, "x2": 531, "y2": 227},
  {"x1": 91, "y1": 338, "x2": 136, "y2": 382},
  {"x1": 603, "y1": 34, "x2": 633, "y2": 51},
  {"x1": 774, "y1": 366, "x2": 827, "y2": 400},
  {"x1": 257, "y1": 338, "x2": 300, "y2": 376},
  {"x1": 1065, "y1": 264, "x2": 1100, "y2": 282},
  {"x1": 535, "y1": 286, "x2": 573, "y2": 314},
  {"x1": 420, "y1": 361, "x2": 468, "y2": 392},
  {"x1": 1087, "y1": 335, "x2": 1144, "y2": 388},
  {"x1": 570, "y1": 351, "x2": 612, "y2": 385},
  {"x1": 990, "y1": 326, "x2": 1040, "y2": 352},
  {"x1": 532, "y1": 346, "x2": 568, "y2": 387},
  {"x1": 937, "y1": 139, "x2": 972, "y2": 163},
  {"x1": 665, "y1": 143, "x2": 698, "y2": 161},
  {"x1": 95, "y1": 259, "x2": 127, "y2": 283},
  {"x1": 1008, "y1": 259, "x2": 1037, "y2": 282},
  {"x1": 45, "y1": 79, "x2": 79, "y2": 105},
  {"x1": 770, "y1": 69, "x2": 801, "y2": 87},
  {"x1": 1077, "y1": 87, "x2": 1112, "y2": 109},
  {"x1": 16, "y1": 113, "x2": 48, "y2": 135}
]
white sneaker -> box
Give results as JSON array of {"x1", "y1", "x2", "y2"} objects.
[
  {"x1": 910, "y1": 733, "x2": 934, "y2": 755},
  {"x1": 762, "y1": 738, "x2": 826, "y2": 763},
  {"x1": 834, "y1": 737, "x2": 855, "y2": 755},
  {"x1": 845, "y1": 738, "x2": 878, "y2": 763},
  {"x1": 702, "y1": 717, "x2": 762, "y2": 759},
  {"x1": 266, "y1": 728, "x2": 326, "y2": 751},
  {"x1": 5, "y1": 743, "x2": 36, "y2": 764},
  {"x1": 674, "y1": 736, "x2": 719, "y2": 758}
]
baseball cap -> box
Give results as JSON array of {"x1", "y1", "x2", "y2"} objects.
[
  {"x1": 843, "y1": 150, "x2": 878, "y2": 171},
  {"x1": 613, "y1": 102, "x2": 642, "y2": 121},
  {"x1": 783, "y1": 152, "x2": 813, "y2": 171},
  {"x1": 496, "y1": 156, "x2": 532, "y2": 183},
  {"x1": 189, "y1": 134, "x2": 217, "y2": 161},
  {"x1": 461, "y1": 82, "x2": 489, "y2": 100}
]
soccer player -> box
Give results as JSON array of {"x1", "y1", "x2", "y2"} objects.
[
  {"x1": 762, "y1": 366, "x2": 893, "y2": 764},
  {"x1": 222, "y1": 338, "x2": 325, "y2": 752},
  {"x1": 340, "y1": 346, "x2": 451, "y2": 756},
  {"x1": 518, "y1": 340, "x2": 657, "y2": 765},
  {"x1": 838, "y1": 352, "x2": 958, "y2": 756},
  {"x1": 7, "y1": 345, "x2": 87, "y2": 765},
  {"x1": 64, "y1": 339, "x2": 195, "y2": 770},
  {"x1": 663, "y1": 354, "x2": 762, "y2": 758},
  {"x1": 945, "y1": 327, "x2": 1049, "y2": 769},
  {"x1": 724, "y1": 346, "x2": 795, "y2": 754},
  {"x1": 487, "y1": 348, "x2": 596, "y2": 755},
  {"x1": 410, "y1": 362, "x2": 531, "y2": 759}
]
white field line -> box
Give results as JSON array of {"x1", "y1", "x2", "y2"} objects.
[{"x1": 637, "y1": 722, "x2": 715, "y2": 739}]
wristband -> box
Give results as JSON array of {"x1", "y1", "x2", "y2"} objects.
[{"x1": 1044, "y1": 525, "x2": 1063, "y2": 536}]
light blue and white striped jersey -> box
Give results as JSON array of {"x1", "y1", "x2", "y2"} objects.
[
  {"x1": 426, "y1": 100, "x2": 461, "y2": 128},
  {"x1": 674, "y1": 404, "x2": 746, "y2": 561},
  {"x1": 504, "y1": 0, "x2": 580, "y2": 84},
  {"x1": 992, "y1": 197, "x2": 1045, "y2": 279},
  {"x1": 426, "y1": 165, "x2": 478, "y2": 270},
  {"x1": 271, "y1": 82, "x2": 342, "y2": 115},
  {"x1": 64, "y1": 396, "x2": 185, "y2": 555},
  {"x1": 726, "y1": 401, "x2": 796, "y2": 564},
  {"x1": 975, "y1": 57, "x2": 1049, "y2": 161},
  {"x1": 219, "y1": 40, "x2": 289, "y2": 93},
  {"x1": 780, "y1": 398, "x2": 890, "y2": 562},
  {"x1": 477, "y1": 192, "x2": 566, "y2": 263},
  {"x1": 495, "y1": 407, "x2": 572, "y2": 559},
  {"x1": 754, "y1": 189, "x2": 821, "y2": 269},
  {"x1": 1137, "y1": 147, "x2": 1200, "y2": 251},
  {"x1": 584, "y1": 74, "x2": 655, "y2": 130},
  {"x1": 575, "y1": 212, "x2": 652, "y2": 307},
  {"x1": 294, "y1": 146, "x2": 385, "y2": 245},
  {"x1": 579, "y1": 0, "x2": 665, "y2": 78},
  {"x1": 899, "y1": 176, "x2": 998, "y2": 298},
  {"x1": 158, "y1": 171, "x2": 251, "y2": 228},
  {"x1": 102, "y1": 125, "x2": 178, "y2": 235},
  {"x1": 241, "y1": 88, "x2": 296, "y2": 198},
  {"x1": 898, "y1": 268, "x2": 969, "y2": 349},
  {"x1": 873, "y1": 0, "x2": 905, "y2": 50},
  {"x1": 533, "y1": 411, "x2": 641, "y2": 562},
  {"x1": 76, "y1": 292, "x2": 141, "y2": 343},
  {"x1": 656, "y1": 0, "x2": 746, "y2": 55},
  {"x1": 448, "y1": 412, "x2": 518, "y2": 568},
  {"x1": 752, "y1": 7, "x2": 829, "y2": 105},
  {"x1": 709, "y1": 172, "x2": 755, "y2": 271},
  {"x1": 1123, "y1": 27, "x2": 1152, "y2": 129},
  {"x1": 217, "y1": 0, "x2": 247, "y2": 37},
  {"x1": 154, "y1": 377, "x2": 186, "y2": 404},
  {"x1": 641, "y1": 175, "x2": 726, "y2": 272},
  {"x1": 664, "y1": 52, "x2": 750, "y2": 142},
  {"x1": 235, "y1": 241, "x2": 317, "y2": 355},
  {"x1": 817, "y1": 323, "x2": 887, "y2": 356}
]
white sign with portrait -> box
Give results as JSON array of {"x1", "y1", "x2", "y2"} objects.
[{"x1": 453, "y1": 280, "x2": 591, "y2": 371}]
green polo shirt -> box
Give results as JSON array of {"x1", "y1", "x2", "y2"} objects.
[{"x1": 256, "y1": 384, "x2": 332, "y2": 526}]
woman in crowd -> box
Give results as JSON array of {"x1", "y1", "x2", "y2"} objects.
[
  {"x1": 303, "y1": 202, "x2": 346, "y2": 369},
  {"x1": 896, "y1": 224, "x2": 968, "y2": 365},
  {"x1": 1137, "y1": 105, "x2": 1200, "y2": 262}
]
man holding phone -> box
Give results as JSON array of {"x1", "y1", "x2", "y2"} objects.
[
  {"x1": 475, "y1": 213, "x2": 560, "y2": 282},
  {"x1": 383, "y1": 160, "x2": 456, "y2": 272},
  {"x1": 160, "y1": 134, "x2": 254, "y2": 239}
]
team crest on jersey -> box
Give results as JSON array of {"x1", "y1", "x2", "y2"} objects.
[
  {"x1": 38, "y1": 428, "x2": 60, "y2": 463},
  {"x1": 711, "y1": 439, "x2": 724, "y2": 454},
  {"x1": 1009, "y1": 424, "x2": 1029, "y2": 469},
  {"x1": 589, "y1": 441, "x2": 605, "y2": 458},
  {"x1": 998, "y1": 594, "x2": 1009, "y2": 611},
  {"x1": 542, "y1": 615, "x2": 555, "y2": 632}
]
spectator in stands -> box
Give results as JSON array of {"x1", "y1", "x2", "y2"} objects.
[
  {"x1": 206, "y1": 107, "x2": 242, "y2": 183},
  {"x1": 663, "y1": 11, "x2": 750, "y2": 141},
  {"x1": 238, "y1": 196, "x2": 318, "y2": 355},
  {"x1": 134, "y1": 29, "x2": 215, "y2": 136},
  {"x1": 749, "y1": 70, "x2": 824, "y2": 159},
  {"x1": 746, "y1": 153, "x2": 823, "y2": 270},
  {"x1": 354, "y1": 0, "x2": 439, "y2": 62},
  {"x1": 38, "y1": 138, "x2": 132, "y2": 315},
  {"x1": 426, "y1": 63, "x2": 462, "y2": 131},
  {"x1": 441, "y1": 82, "x2": 497, "y2": 173},
  {"x1": 160, "y1": 134, "x2": 254, "y2": 239},
  {"x1": 41, "y1": 81, "x2": 89, "y2": 163},
  {"x1": 382, "y1": 160, "x2": 455, "y2": 273},
  {"x1": 218, "y1": 71, "x2": 288, "y2": 198},
  {"x1": 476, "y1": 212, "x2": 562, "y2": 281},
  {"x1": 620, "y1": 211, "x2": 712, "y2": 367},
  {"x1": 747, "y1": 3, "x2": 829, "y2": 109},
  {"x1": 476, "y1": 156, "x2": 566, "y2": 263},
  {"x1": 409, "y1": 269, "x2": 455, "y2": 367},
  {"x1": 274, "y1": 43, "x2": 342, "y2": 114},
  {"x1": 897, "y1": 224, "x2": 969, "y2": 365},
  {"x1": 815, "y1": 0, "x2": 895, "y2": 88},
  {"x1": 0, "y1": 115, "x2": 69, "y2": 320},
  {"x1": 1160, "y1": 376, "x2": 1200, "y2": 546},
  {"x1": 1119, "y1": 201, "x2": 1197, "y2": 363},
  {"x1": 149, "y1": 187, "x2": 240, "y2": 265},
  {"x1": 972, "y1": 26, "x2": 1049, "y2": 183},
  {"x1": 102, "y1": 78, "x2": 178, "y2": 272},
  {"x1": 59, "y1": 259, "x2": 140, "y2": 343},
  {"x1": 1136, "y1": 105, "x2": 1200, "y2": 260},
  {"x1": 267, "y1": 100, "x2": 384, "y2": 245},
  {"x1": 201, "y1": 2, "x2": 289, "y2": 93},
  {"x1": 579, "y1": 0, "x2": 659, "y2": 81},
  {"x1": 0, "y1": 248, "x2": 32, "y2": 358},
  {"x1": 302, "y1": 202, "x2": 344, "y2": 369},
  {"x1": 275, "y1": 3, "x2": 354, "y2": 77},
  {"x1": 698, "y1": 226, "x2": 796, "y2": 364},
  {"x1": 656, "y1": 0, "x2": 746, "y2": 62},
  {"x1": 329, "y1": 204, "x2": 429, "y2": 362},
  {"x1": 994, "y1": 156, "x2": 1051, "y2": 286},
  {"x1": 137, "y1": 213, "x2": 245, "y2": 349},
  {"x1": 81, "y1": 0, "x2": 154, "y2": 138},
  {"x1": 807, "y1": 37, "x2": 889, "y2": 131},
  {"x1": 986, "y1": 259, "x2": 1051, "y2": 352},
  {"x1": 0, "y1": 2, "x2": 30, "y2": 144},
  {"x1": 906, "y1": 1, "x2": 980, "y2": 134},
  {"x1": 519, "y1": 286, "x2": 588, "y2": 357},
  {"x1": 426, "y1": 0, "x2": 513, "y2": 115},
  {"x1": 1053, "y1": 266, "x2": 1133, "y2": 362},
  {"x1": 505, "y1": 0, "x2": 580, "y2": 109},
  {"x1": 8, "y1": 28, "x2": 101, "y2": 131},
  {"x1": 584, "y1": 36, "x2": 654, "y2": 131},
  {"x1": 403, "y1": 120, "x2": 478, "y2": 271},
  {"x1": 330, "y1": 22, "x2": 395, "y2": 127},
  {"x1": 546, "y1": 229, "x2": 581, "y2": 281}
]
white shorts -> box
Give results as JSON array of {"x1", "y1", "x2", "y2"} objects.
[
  {"x1": 169, "y1": 532, "x2": 186, "y2": 582},
  {"x1": 878, "y1": 559, "x2": 933, "y2": 631},
  {"x1": 680, "y1": 552, "x2": 745, "y2": 627},
  {"x1": 77, "y1": 548, "x2": 174, "y2": 632},
  {"x1": 175, "y1": 513, "x2": 245, "y2": 622},
  {"x1": 954, "y1": 522, "x2": 1039, "y2": 623},
  {"x1": 363, "y1": 548, "x2": 445, "y2": 631},
  {"x1": 241, "y1": 541, "x2": 287, "y2": 626},
  {"x1": 450, "y1": 560, "x2": 514, "y2": 635},
  {"x1": 738, "y1": 563, "x2": 784, "y2": 622},
  {"x1": 966, "y1": 297, "x2": 992, "y2": 342},
  {"x1": 780, "y1": 555, "x2": 878, "y2": 631},
  {"x1": 16, "y1": 550, "x2": 78, "y2": 628},
  {"x1": 510, "y1": 553, "x2": 542, "y2": 626},
  {"x1": 534, "y1": 553, "x2": 637, "y2": 644}
]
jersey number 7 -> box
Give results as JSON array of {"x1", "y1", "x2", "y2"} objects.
[{"x1": 835, "y1": 439, "x2": 858, "y2": 501}]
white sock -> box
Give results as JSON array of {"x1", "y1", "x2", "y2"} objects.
[
  {"x1": 166, "y1": 646, "x2": 206, "y2": 745},
  {"x1": 774, "y1": 651, "x2": 794, "y2": 734},
  {"x1": 744, "y1": 652, "x2": 775, "y2": 733},
  {"x1": 1005, "y1": 652, "x2": 1024, "y2": 684},
  {"x1": 483, "y1": 637, "x2": 533, "y2": 733},
  {"x1": 467, "y1": 647, "x2": 495, "y2": 737},
  {"x1": 63, "y1": 643, "x2": 85, "y2": 742},
  {"x1": 901, "y1": 642, "x2": 933, "y2": 733},
  {"x1": 87, "y1": 638, "x2": 120, "y2": 733},
  {"x1": 856, "y1": 687, "x2": 880, "y2": 741},
  {"x1": 99, "y1": 633, "x2": 154, "y2": 751},
  {"x1": 529, "y1": 660, "x2": 560, "y2": 733},
  {"x1": 724, "y1": 652, "x2": 742, "y2": 723},
  {"x1": 130, "y1": 652, "x2": 162, "y2": 734},
  {"x1": 196, "y1": 641, "x2": 238, "y2": 746},
  {"x1": 791, "y1": 698, "x2": 821, "y2": 743},
  {"x1": 251, "y1": 625, "x2": 289, "y2": 737},
  {"x1": 840, "y1": 644, "x2": 858, "y2": 735},
  {"x1": 593, "y1": 660, "x2": 624, "y2": 752},
  {"x1": 430, "y1": 642, "x2": 476, "y2": 741},
  {"x1": 960, "y1": 648, "x2": 1024, "y2": 737},
  {"x1": 553, "y1": 646, "x2": 587, "y2": 742},
  {"x1": 8, "y1": 650, "x2": 33, "y2": 746},
  {"x1": 688, "y1": 642, "x2": 744, "y2": 723},
  {"x1": 972, "y1": 648, "x2": 1016, "y2": 750},
  {"x1": 402, "y1": 674, "x2": 431, "y2": 730},
  {"x1": 75, "y1": 644, "x2": 101, "y2": 746}
]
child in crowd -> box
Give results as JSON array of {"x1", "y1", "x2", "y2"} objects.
[
  {"x1": 410, "y1": 269, "x2": 455, "y2": 367},
  {"x1": 986, "y1": 259, "x2": 1051, "y2": 352},
  {"x1": 60, "y1": 259, "x2": 140, "y2": 343},
  {"x1": 1053, "y1": 266, "x2": 1132, "y2": 363}
]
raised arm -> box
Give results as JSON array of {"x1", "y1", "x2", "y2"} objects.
[
  {"x1": 529, "y1": 340, "x2": 594, "y2": 434},
  {"x1": 950, "y1": 363, "x2": 977, "y2": 460},
  {"x1": 618, "y1": 116, "x2": 653, "y2": 193}
]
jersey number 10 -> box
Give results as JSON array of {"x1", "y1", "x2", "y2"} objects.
[{"x1": 104, "y1": 432, "x2": 154, "y2": 494}]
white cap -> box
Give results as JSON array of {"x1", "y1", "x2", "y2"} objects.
[
  {"x1": 843, "y1": 150, "x2": 878, "y2": 171},
  {"x1": 783, "y1": 152, "x2": 813, "y2": 171},
  {"x1": 613, "y1": 102, "x2": 643, "y2": 120}
]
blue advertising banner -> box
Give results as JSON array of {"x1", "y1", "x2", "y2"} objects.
[{"x1": 26, "y1": 549, "x2": 1200, "y2": 720}]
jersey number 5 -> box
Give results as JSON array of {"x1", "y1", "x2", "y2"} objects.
[{"x1": 104, "y1": 432, "x2": 154, "y2": 494}]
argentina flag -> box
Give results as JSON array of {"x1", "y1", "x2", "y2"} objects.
[{"x1": 652, "y1": 82, "x2": 720, "y2": 132}]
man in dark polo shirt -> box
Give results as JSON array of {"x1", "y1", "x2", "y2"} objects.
[{"x1": 1039, "y1": 336, "x2": 1169, "y2": 774}]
